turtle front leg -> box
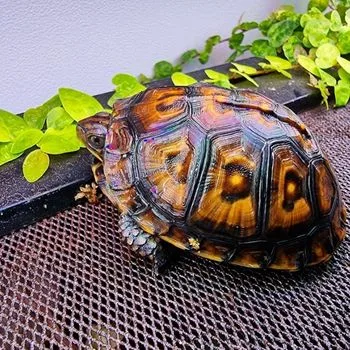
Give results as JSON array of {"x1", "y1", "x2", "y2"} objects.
[
  {"x1": 90, "y1": 161, "x2": 174, "y2": 273},
  {"x1": 119, "y1": 215, "x2": 173, "y2": 274}
]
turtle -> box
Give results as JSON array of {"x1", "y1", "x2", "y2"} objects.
[{"x1": 77, "y1": 84, "x2": 347, "y2": 273}]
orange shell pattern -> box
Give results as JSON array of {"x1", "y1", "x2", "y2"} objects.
[{"x1": 101, "y1": 85, "x2": 346, "y2": 270}]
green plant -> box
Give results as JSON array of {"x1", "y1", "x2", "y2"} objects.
[
  {"x1": 130, "y1": 0, "x2": 350, "y2": 108},
  {"x1": 0, "y1": 89, "x2": 104, "y2": 182},
  {"x1": 1, "y1": 0, "x2": 350, "y2": 183}
]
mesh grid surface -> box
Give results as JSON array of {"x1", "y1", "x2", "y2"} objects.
[{"x1": 1, "y1": 104, "x2": 350, "y2": 350}]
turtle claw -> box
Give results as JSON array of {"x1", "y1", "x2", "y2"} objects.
[
  {"x1": 153, "y1": 247, "x2": 170, "y2": 275},
  {"x1": 75, "y1": 182, "x2": 102, "y2": 204},
  {"x1": 153, "y1": 244, "x2": 179, "y2": 275}
]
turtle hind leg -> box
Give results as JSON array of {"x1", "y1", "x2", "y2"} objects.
[{"x1": 119, "y1": 215, "x2": 177, "y2": 275}]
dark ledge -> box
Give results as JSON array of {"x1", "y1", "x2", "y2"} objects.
[{"x1": 0, "y1": 58, "x2": 320, "y2": 237}]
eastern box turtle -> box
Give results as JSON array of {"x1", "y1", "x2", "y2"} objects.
[{"x1": 77, "y1": 84, "x2": 347, "y2": 272}]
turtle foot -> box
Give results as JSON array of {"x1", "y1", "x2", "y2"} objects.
[{"x1": 119, "y1": 215, "x2": 177, "y2": 274}]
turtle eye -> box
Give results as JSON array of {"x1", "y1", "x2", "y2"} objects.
[{"x1": 88, "y1": 134, "x2": 105, "y2": 150}]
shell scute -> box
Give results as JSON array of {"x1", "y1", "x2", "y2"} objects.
[
  {"x1": 136, "y1": 125, "x2": 204, "y2": 218},
  {"x1": 266, "y1": 143, "x2": 313, "y2": 238},
  {"x1": 128, "y1": 87, "x2": 189, "y2": 133},
  {"x1": 189, "y1": 131, "x2": 262, "y2": 238},
  {"x1": 313, "y1": 159, "x2": 336, "y2": 216}
]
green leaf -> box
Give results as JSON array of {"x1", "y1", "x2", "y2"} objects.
[
  {"x1": 226, "y1": 51, "x2": 239, "y2": 63},
  {"x1": 277, "y1": 68, "x2": 292, "y2": 79},
  {"x1": 307, "y1": 76, "x2": 330, "y2": 108},
  {"x1": 302, "y1": 7, "x2": 329, "y2": 25},
  {"x1": 236, "y1": 21, "x2": 258, "y2": 31},
  {"x1": 41, "y1": 95, "x2": 61, "y2": 113},
  {"x1": 298, "y1": 55, "x2": 320, "y2": 76},
  {"x1": 346, "y1": 9, "x2": 350, "y2": 24},
  {"x1": 204, "y1": 35, "x2": 221, "y2": 52},
  {"x1": 0, "y1": 127, "x2": 10, "y2": 143},
  {"x1": 335, "y1": 79, "x2": 350, "y2": 106},
  {"x1": 110, "y1": 73, "x2": 146, "y2": 104},
  {"x1": 205, "y1": 69, "x2": 229, "y2": 81},
  {"x1": 250, "y1": 39, "x2": 277, "y2": 58},
  {"x1": 180, "y1": 49, "x2": 199, "y2": 64},
  {"x1": 315, "y1": 43, "x2": 340, "y2": 69},
  {"x1": 226, "y1": 45, "x2": 250, "y2": 62},
  {"x1": 293, "y1": 45, "x2": 308, "y2": 62},
  {"x1": 23, "y1": 150, "x2": 50, "y2": 183},
  {"x1": 23, "y1": 107, "x2": 46, "y2": 130},
  {"x1": 336, "y1": 1, "x2": 350, "y2": 19},
  {"x1": 330, "y1": 10, "x2": 342, "y2": 31},
  {"x1": 259, "y1": 19, "x2": 274, "y2": 36},
  {"x1": 302, "y1": 10, "x2": 331, "y2": 47},
  {"x1": 265, "y1": 56, "x2": 292, "y2": 70},
  {"x1": 259, "y1": 57, "x2": 292, "y2": 79},
  {"x1": 154, "y1": 61, "x2": 175, "y2": 79},
  {"x1": 308, "y1": 31, "x2": 329, "y2": 47},
  {"x1": 304, "y1": 23, "x2": 330, "y2": 47},
  {"x1": 38, "y1": 124, "x2": 81, "y2": 154},
  {"x1": 338, "y1": 0, "x2": 350, "y2": 6},
  {"x1": 229, "y1": 33, "x2": 244, "y2": 49},
  {"x1": 309, "y1": 48, "x2": 317, "y2": 59},
  {"x1": 308, "y1": 0, "x2": 329, "y2": 11},
  {"x1": 199, "y1": 51, "x2": 210, "y2": 64},
  {"x1": 337, "y1": 28, "x2": 350, "y2": 54},
  {"x1": 267, "y1": 20, "x2": 299, "y2": 48},
  {"x1": 230, "y1": 68, "x2": 259, "y2": 87},
  {"x1": 337, "y1": 56, "x2": 350, "y2": 74},
  {"x1": 318, "y1": 68, "x2": 337, "y2": 86},
  {"x1": 204, "y1": 79, "x2": 234, "y2": 89},
  {"x1": 302, "y1": 36, "x2": 313, "y2": 48},
  {"x1": 173, "y1": 64, "x2": 182, "y2": 73},
  {"x1": 107, "y1": 92, "x2": 120, "y2": 107},
  {"x1": 198, "y1": 36, "x2": 221, "y2": 64},
  {"x1": 138, "y1": 74, "x2": 151, "y2": 84},
  {"x1": 0, "y1": 143, "x2": 23, "y2": 166},
  {"x1": 23, "y1": 95, "x2": 62, "y2": 130},
  {"x1": 171, "y1": 72, "x2": 197, "y2": 86},
  {"x1": 0, "y1": 109, "x2": 28, "y2": 142},
  {"x1": 273, "y1": 5, "x2": 298, "y2": 21},
  {"x1": 231, "y1": 63, "x2": 257, "y2": 75},
  {"x1": 58, "y1": 88, "x2": 103, "y2": 122},
  {"x1": 317, "y1": 80, "x2": 330, "y2": 108},
  {"x1": 10, "y1": 129, "x2": 43, "y2": 154},
  {"x1": 204, "y1": 70, "x2": 235, "y2": 89},
  {"x1": 193, "y1": 36, "x2": 222, "y2": 66},
  {"x1": 46, "y1": 107, "x2": 74, "y2": 129},
  {"x1": 282, "y1": 36, "x2": 301, "y2": 62},
  {"x1": 338, "y1": 68, "x2": 350, "y2": 82}
]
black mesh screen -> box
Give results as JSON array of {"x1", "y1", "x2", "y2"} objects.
[{"x1": 0, "y1": 104, "x2": 349, "y2": 349}]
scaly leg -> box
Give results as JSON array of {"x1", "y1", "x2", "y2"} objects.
[
  {"x1": 92, "y1": 161, "x2": 173, "y2": 274},
  {"x1": 119, "y1": 215, "x2": 172, "y2": 274}
]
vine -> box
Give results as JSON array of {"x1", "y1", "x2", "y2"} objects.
[{"x1": 110, "y1": 0, "x2": 350, "y2": 108}]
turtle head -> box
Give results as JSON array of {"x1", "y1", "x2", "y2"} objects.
[{"x1": 77, "y1": 112, "x2": 111, "y2": 161}]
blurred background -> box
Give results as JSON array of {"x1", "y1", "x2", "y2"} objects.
[{"x1": 0, "y1": 0, "x2": 306, "y2": 112}]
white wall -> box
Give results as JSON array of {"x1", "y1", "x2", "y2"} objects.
[{"x1": 0, "y1": 0, "x2": 305, "y2": 113}]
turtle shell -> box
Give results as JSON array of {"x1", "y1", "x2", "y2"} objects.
[{"x1": 101, "y1": 84, "x2": 346, "y2": 271}]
